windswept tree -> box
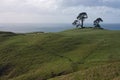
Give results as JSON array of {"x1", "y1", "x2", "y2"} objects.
[
  {"x1": 77, "y1": 12, "x2": 88, "y2": 28},
  {"x1": 72, "y1": 20, "x2": 80, "y2": 28},
  {"x1": 94, "y1": 18, "x2": 103, "y2": 28}
]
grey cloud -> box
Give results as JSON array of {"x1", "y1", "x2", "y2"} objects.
[
  {"x1": 59, "y1": 0, "x2": 120, "y2": 8},
  {"x1": 0, "y1": 0, "x2": 120, "y2": 23},
  {"x1": 103, "y1": 1, "x2": 120, "y2": 8}
]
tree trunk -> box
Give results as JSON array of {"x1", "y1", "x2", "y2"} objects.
[{"x1": 81, "y1": 19, "x2": 84, "y2": 28}]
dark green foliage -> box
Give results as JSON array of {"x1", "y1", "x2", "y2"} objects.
[
  {"x1": 72, "y1": 20, "x2": 80, "y2": 28},
  {"x1": 94, "y1": 18, "x2": 103, "y2": 28},
  {"x1": 72, "y1": 12, "x2": 88, "y2": 28},
  {"x1": 76, "y1": 12, "x2": 88, "y2": 28}
]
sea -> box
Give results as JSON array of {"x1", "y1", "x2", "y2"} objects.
[{"x1": 0, "y1": 23, "x2": 120, "y2": 33}]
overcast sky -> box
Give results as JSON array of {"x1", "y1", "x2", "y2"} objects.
[{"x1": 0, "y1": 0, "x2": 120, "y2": 23}]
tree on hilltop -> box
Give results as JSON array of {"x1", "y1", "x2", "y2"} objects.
[
  {"x1": 72, "y1": 20, "x2": 80, "y2": 28},
  {"x1": 94, "y1": 18, "x2": 103, "y2": 28},
  {"x1": 72, "y1": 12, "x2": 88, "y2": 28},
  {"x1": 77, "y1": 12, "x2": 88, "y2": 28}
]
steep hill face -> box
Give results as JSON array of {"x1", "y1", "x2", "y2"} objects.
[{"x1": 0, "y1": 29, "x2": 120, "y2": 80}]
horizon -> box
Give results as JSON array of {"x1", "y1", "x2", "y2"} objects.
[{"x1": 0, "y1": 23, "x2": 120, "y2": 33}]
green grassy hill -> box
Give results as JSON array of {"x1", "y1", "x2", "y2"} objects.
[{"x1": 0, "y1": 28, "x2": 120, "y2": 80}]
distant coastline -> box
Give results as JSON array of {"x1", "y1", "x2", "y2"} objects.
[{"x1": 0, "y1": 23, "x2": 120, "y2": 33}]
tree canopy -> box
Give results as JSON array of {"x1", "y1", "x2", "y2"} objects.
[
  {"x1": 94, "y1": 18, "x2": 103, "y2": 28},
  {"x1": 77, "y1": 12, "x2": 88, "y2": 28},
  {"x1": 72, "y1": 12, "x2": 103, "y2": 29}
]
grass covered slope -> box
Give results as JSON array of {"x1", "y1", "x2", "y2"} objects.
[{"x1": 0, "y1": 29, "x2": 120, "y2": 80}]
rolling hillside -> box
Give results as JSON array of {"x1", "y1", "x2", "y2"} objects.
[{"x1": 0, "y1": 28, "x2": 120, "y2": 80}]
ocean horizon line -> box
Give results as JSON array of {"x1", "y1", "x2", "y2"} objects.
[{"x1": 0, "y1": 23, "x2": 120, "y2": 33}]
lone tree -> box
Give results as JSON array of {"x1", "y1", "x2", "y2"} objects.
[
  {"x1": 77, "y1": 12, "x2": 88, "y2": 28},
  {"x1": 72, "y1": 20, "x2": 80, "y2": 28},
  {"x1": 94, "y1": 18, "x2": 103, "y2": 28}
]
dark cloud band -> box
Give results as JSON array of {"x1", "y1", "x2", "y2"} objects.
[{"x1": 59, "y1": 0, "x2": 120, "y2": 8}]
